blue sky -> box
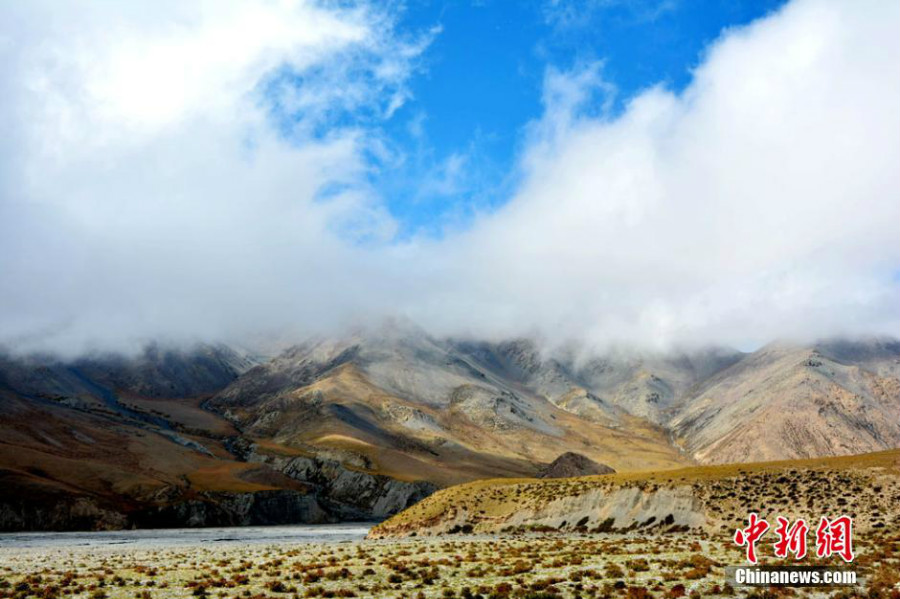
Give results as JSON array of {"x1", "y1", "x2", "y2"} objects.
[{"x1": 369, "y1": 0, "x2": 787, "y2": 237}]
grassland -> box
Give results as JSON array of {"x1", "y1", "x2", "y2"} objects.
[
  {"x1": 1, "y1": 528, "x2": 898, "y2": 599},
  {"x1": 2, "y1": 451, "x2": 899, "y2": 599}
]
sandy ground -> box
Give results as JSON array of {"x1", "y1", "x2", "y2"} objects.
[{"x1": 0, "y1": 530, "x2": 896, "y2": 599}]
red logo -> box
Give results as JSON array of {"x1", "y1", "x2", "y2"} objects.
[
  {"x1": 733, "y1": 513, "x2": 769, "y2": 564},
  {"x1": 815, "y1": 516, "x2": 854, "y2": 562},
  {"x1": 773, "y1": 516, "x2": 809, "y2": 559},
  {"x1": 733, "y1": 514, "x2": 853, "y2": 564}
]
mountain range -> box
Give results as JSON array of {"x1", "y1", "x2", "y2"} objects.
[{"x1": 1, "y1": 323, "x2": 897, "y2": 530}]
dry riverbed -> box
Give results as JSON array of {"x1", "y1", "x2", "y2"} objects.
[{"x1": 1, "y1": 530, "x2": 897, "y2": 599}]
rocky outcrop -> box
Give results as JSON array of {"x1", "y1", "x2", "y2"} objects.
[
  {"x1": 0, "y1": 489, "x2": 327, "y2": 532},
  {"x1": 503, "y1": 486, "x2": 704, "y2": 533},
  {"x1": 130, "y1": 490, "x2": 328, "y2": 528},
  {"x1": 246, "y1": 449, "x2": 436, "y2": 519},
  {"x1": 0, "y1": 445, "x2": 436, "y2": 531},
  {"x1": 537, "y1": 452, "x2": 616, "y2": 478},
  {"x1": 368, "y1": 483, "x2": 706, "y2": 539},
  {"x1": 0, "y1": 496, "x2": 129, "y2": 532}
]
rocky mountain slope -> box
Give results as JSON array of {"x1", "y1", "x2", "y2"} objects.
[
  {"x1": 208, "y1": 328, "x2": 898, "y2": 477},
  {"x1": 206, "y1": 324, "x2": 693, "y2": 487},
  {"x1": 1, "y1": 329, "x2": 898, "y2": 531},
  {"x1": 455, "y1": 339, "x2": 743, "y2": 424},
  {"x1": 0, "y1": 344, "x2": 432, "y2": 531},
  {"x1": 670, "y1": 341, "x2": 900, "y2": 463}
]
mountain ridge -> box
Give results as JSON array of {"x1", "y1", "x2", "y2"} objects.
[{"x1": 1, "y1": 330, "x2": 898, "y2": 531}]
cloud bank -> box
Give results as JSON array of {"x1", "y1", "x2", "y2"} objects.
[{"x1": 0, "y1": 0, "x2": 898, "y2": 354}]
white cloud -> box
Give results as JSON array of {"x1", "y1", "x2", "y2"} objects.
[
  {"x1": 0, "y1": 0, "x2": 897, "y2": 355},
  {"x1": 0, "y1": 0, "x2": 417, "y2": 353},
  {"x1": 403, "y1": 0, "x2": 900, "y2": 350}
]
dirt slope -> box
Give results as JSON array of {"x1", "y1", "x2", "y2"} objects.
[{"x1": 370, "y1": 449, "x2": 900, "y2": 538}]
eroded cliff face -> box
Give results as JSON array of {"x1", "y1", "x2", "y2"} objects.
[
  {"x1": 0, "y1": 441, "x2": 436, "y2": 532},
  {"x1": 0, "y1": 479, "x2": 420, "y2": 532},
  {"x1": 369, "y1": 450, "x2": 900, "y2": 539},
  {"x1": 501, "y1": 486, "x2": 705, "y2": 532},
  {"x1": 129, "y1": 490, "x2": 329, "y2": 528},
  {"x1": 245, "y1": 449, "x2": 436, "y2": 520},
  {"x1": 0, "y1": 489, "x2": 330, "y2": 532},
  {"x1": 0, "y1": 496, "x2": 129, "y2": 532},
  {"x1": 368, "y1": 485, "x2": 706, "y2": 538}
]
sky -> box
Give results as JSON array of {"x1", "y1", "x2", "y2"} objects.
[
  {"x1": 0, "y1": 0, "x2": 898, "y2": 355},
  {"x1": 381, "y1": 0, "x2": 788, "y2": 235}
]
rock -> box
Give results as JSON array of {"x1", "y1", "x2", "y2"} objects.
[
  {"x1": 0, "y1": 489, "x2": 330, "y2": 532},
  {"x1": 0, "y1": 496, "x2": 128, "y2": 532},
  {"x1": 537, "y1": 452, "x2": 616, "y2": 479},
  {"x1": 247, "y1": 450, "x2": 436, "y2": 519},
  {"x1": 130, "y1": 490, "x2": 329, "y2": 528}
]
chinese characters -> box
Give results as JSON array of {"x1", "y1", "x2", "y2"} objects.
[{"x1": 733, "y1": 514, "x2": 853, "y2": 564}]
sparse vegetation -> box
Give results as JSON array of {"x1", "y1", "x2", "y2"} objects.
[
  {"x1": 371, "y1": 450, "x2": 900, "y2": 539},
  {"x1": 1, "y1": 523, "x2": 896, "y2": 599}
]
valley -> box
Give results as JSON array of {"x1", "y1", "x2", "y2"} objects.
[{"x1": 1, "y1": 449, "x2": 897, "y2": 599}]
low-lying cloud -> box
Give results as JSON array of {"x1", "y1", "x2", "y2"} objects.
[{"x1": 1, "y1": 0, "x2": 898, "y2": 355}]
